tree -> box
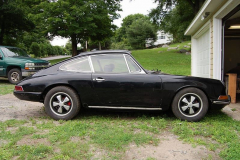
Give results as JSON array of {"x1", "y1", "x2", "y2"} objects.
[
  {"x1": 0, "y1": 0, "x2": 35, "y2": 45},
  {"x1": 150, "y1": 0, "x2": 205, "y2": 24},
  {"x1": 126, "y1": 18, "x2": 157, "y2": 49},
  {"x1": 149, "y1": 0, "x2": 205, "y2": 42},
  {"x1": 65, "y1": 41, "x2": 72, "y2": 55},
  {"x1": 115, "y1": 14, "x2": 147, "y2": 42},
  {"x1": 29, "y1": 42, "x2": 41, "y2": 57},
  {"x1": 32, "y1": 0, "x2": 121, "y2": 56},
  {"x1": 159, "y1": 1, "x2": 195, "y2": 42}
]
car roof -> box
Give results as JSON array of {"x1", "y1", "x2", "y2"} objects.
[{"x1": 76, "y1": 50, "x2": 131, "y2": 57}]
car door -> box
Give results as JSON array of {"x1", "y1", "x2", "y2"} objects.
[
  {"x1": 90, "y1": 53, "x2": 162, "y2": 108},
  {"x1": 0, "y1": 49, "x2": 5, "y2": 76}
]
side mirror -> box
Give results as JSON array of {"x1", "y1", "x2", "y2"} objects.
[{"x1": 0, "y1": 54, "x2": 3, "y2": 60}]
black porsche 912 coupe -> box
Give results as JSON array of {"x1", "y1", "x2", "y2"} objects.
[{"x1": 14, "y1": 50, "x2": 230, "y2": 121}]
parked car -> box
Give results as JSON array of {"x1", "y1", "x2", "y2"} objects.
[
  {"x1": 0, "y1": 46, "x2": 50, "y2": 84},
  {"x1": 14, "y1": 50, "x2": 230, "y2": 121}
]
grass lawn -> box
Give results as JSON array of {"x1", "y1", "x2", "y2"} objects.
[
  {"x1": 0, "y1": 78, "x2": 14, "y2": 96},
  {"x1": 49, "y1": 57, "x2": 70, "y2": 65},
  {"x1": 132, "y1": 41, "x2": 191, "y2": 76},
  {"x1": 0, "y1": 110, "x2": 239, "y2": 159}
]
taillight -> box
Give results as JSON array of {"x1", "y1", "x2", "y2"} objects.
[{"x1": 15, "y1": 86, "x2": 24, "y2": 91}]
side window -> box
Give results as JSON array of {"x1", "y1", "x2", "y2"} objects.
[
  {"x1": 125, "y1": 55, "x2": 141, "y2": 73},
  {"x1": 59, "y1": 57, "x2": 91, "y2": 72},
  {"x1": 91, "y1": 54, "x2": 129, "y2": 73}
]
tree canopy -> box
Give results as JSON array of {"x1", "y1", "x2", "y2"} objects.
[
  {"x1": 149, "y1": 0, "x2": 205, "y2": 42},
  {"x1": 0, "y1": 0, "x2": 35, "y2": 45},
  {"x1": 113, "y1": 14, "x2": 157, "y2": 50},
  {"x1": 127, "y1": 18, "x2": 157, "y2": 49},
  {"x1": 32, "y1": 0, "x2": 122, "y2": 56}
]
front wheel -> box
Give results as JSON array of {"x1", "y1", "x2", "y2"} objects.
[
  {"x1": 8, "y1": 68, "x2": 22, "y2": 84},
  {"x1": 172, "y1": 88, "x2": 209, "y2": 122},
  {"x1": 44, "y1": 86, "x2": 80, "y2": 120}
]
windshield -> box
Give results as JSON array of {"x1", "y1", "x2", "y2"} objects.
[{"x1": 1, "y1": 47, "x2": 28, "y2": 57}]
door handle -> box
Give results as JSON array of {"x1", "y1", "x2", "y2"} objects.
[{"x1": 93, "y1": 78, "x2": 105, "y2": 82}]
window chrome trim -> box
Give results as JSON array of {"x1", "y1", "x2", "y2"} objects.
[
  {"x1": 125, "y1": 54, "x2": 146, "y2": 74},
  {"x1": 123, "y1": 54, "x2": 131, "y2": 73},
  {"x1": 59, "y1": 56, "x2": 92, "y2": 73},
  {"x1": 90, "y1": 53, "x2": 129, "y2": 74},
  {"x1": 88, "y1": 56, "x2": 95, "y2": 73},
  {"x1": 89, "y1": 53, "x2": 146, "y2": 74}
]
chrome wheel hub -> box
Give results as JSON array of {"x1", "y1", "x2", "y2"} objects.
[
  {"x1": 178, "y1": 93, "x2": 202, "y2": 117},
  {"x1": 11, "y1": 72, "x2": 19, "y2": 82},
  {"x1": 50, "y1": 92, "x2": 73, "y2": 116}
]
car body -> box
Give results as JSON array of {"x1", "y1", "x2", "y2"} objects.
[
  {"x1": 0, "y1": 46, "x2": 50, "y2": 84},
  {"x1": 14, "y1": 50, "x2": 230, "y2": 121}
]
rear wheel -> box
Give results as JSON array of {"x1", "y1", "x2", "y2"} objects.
[
  {"x1": 172, "y1": 87, "x2": 209, "y2": 122},
  {"x1": 44, "y1": 86, "x2": 80, "y2": 120},
  {"x1": 8, "y1": 68, "x2": 22, "y2": 84}
]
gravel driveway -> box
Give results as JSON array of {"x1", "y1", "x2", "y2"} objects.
[{"x1": 0, "y1": 93, "x2": 46, "y2": 121}]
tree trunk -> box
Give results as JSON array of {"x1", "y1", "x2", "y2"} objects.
[
  {"x1": 194, "y1": 0, "x2": 205, "y2": 15},
  {"x1": 0, "y1": 18, "x2": 5, "y2": 45},
  {"x1": 99, "y1": 42, "x2": 101, "y2": 50},
  {"x1": 71, "y1": 34, "x2": 77, "y2": 57}
]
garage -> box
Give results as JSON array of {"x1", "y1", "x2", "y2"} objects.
[
  {"x1": 223, "y1": 6, "x2": 240, "y2": 76},
  {"x1": 194, "y1": 29, "x2": 210, "y2": 78},
  {"x1": 185, "y1": 0, "x2": 240, "y2": 103}
]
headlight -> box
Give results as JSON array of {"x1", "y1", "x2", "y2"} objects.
[{"x1": 25, "y1": 63, "x2": 35, "y2": 70}]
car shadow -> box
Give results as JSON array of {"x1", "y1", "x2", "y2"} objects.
[
  {"x1": 75, "y1": 108, "x2": 175, "y2": 120},
  {"x1": 72, "y1": 108, "x2": 236, "y2": 122},
  {"x1": 0, "y1": 77, "x2": 10, "y2": 84}
]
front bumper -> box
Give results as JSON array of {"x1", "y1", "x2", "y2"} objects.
[
  {"x1": 211, "y1": 95, "x2": 231, "y2": 109},
  {"x1": 14, "y1": 91, "x2": 42, "y2": 102},
  {"x1": 22, "y1": 71, "x2": 36, "y2": 77},
  {"x1": 212, "y1": 95, "x2": 231, "y2": 105}
]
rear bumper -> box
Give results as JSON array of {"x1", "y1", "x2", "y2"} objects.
[{"x1": 14, "y1": 91, "x2": 42, "y2": 102}]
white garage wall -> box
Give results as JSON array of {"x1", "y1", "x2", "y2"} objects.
[{"x1": 192, "y1": 22, "x2": 211, "y2": 78}]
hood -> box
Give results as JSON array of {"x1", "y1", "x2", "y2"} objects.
[{"x1": 6, "y1": 56, "x2": 48, "y2": 63}]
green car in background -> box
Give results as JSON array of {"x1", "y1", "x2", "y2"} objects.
[{"x1": 0, "y1": 46, "x2": 50, "y2": 84}]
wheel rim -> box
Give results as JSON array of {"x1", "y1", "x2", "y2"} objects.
[
  {"x1": 178, "y1": 93, "x2": 203, "y2": 117},
  {"x1": 11, "y1": 72, "x2": 20, "y2": 82},
  {"x1": 49, "y1": 92, "x2": 73, "y2": 116}
]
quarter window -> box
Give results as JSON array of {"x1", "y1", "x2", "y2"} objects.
[
  {"x1": 60, "y1": 57, "x2": 91, "y2": 72},
  {"x1": 91, "y1": 54, "x2": 129, "y2": 73},
  {"x1": 125, "y1": 55, "x2": 141, "y2": 73}
]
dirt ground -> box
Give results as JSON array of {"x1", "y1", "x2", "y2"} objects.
[
  {"x1": 0, "y1": 94, "x2": 46, "y2": 121},
  {"x1": 2, "y1": 93, "x2": 239, "y2": 160}
]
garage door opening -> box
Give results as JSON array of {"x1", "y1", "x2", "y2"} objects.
[{"x1": 223, "y1": 5, "x2": 240, "y2": 102}]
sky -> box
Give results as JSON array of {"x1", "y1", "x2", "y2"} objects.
[{"x1": 50, "y1": 0, "x2": 158, "y2": 46}]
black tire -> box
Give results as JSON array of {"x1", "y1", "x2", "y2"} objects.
[
  {"x1": 44, "y1": 86, "x2": 80, "y2": 120},
  {"x1": 172, "y1": 87, "x2": 208, "y2": 122},
  {"x1": 8, "y1": 68, "x2": 22, "y2": 84}
]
